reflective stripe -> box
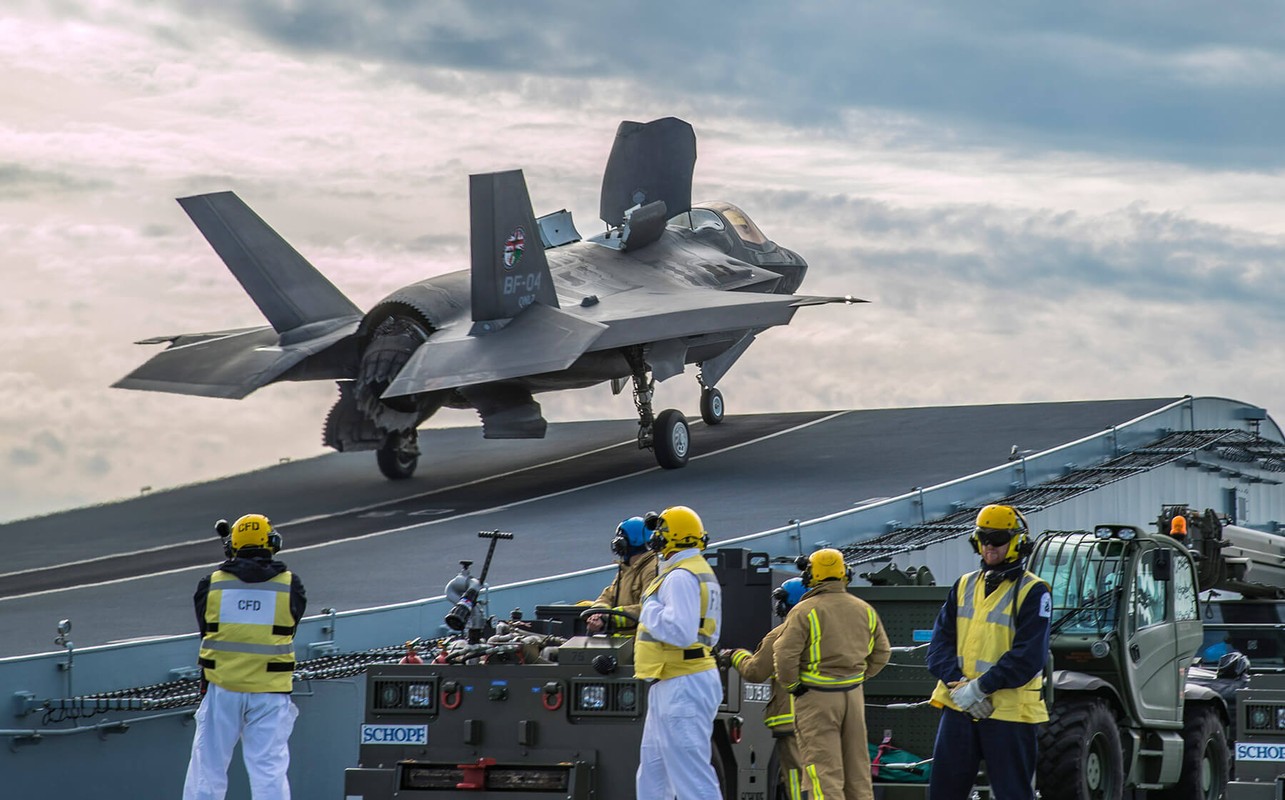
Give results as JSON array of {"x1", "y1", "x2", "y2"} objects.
[
  {"x1": 956, "y1": 573, "x2": 978, "y2": 620},
  {"x1": 787, "y1": 768, "x2": 803, "y2": 800},
  {"x1": 635, "y1": 629, "x2": 715, "y2": 652},
  {"x1": 208, "y1": 578, "x2": 289, "y2": 592},
  {"x1": 200, "y1": 640, "x2": 295, "y2": 656},
  {"x1": 867, "y1": 607, "x2": 877, "y2": 655},
  {"x1": 807, "y1": 610, "x2": 822, "y2": 671},
  {"x1": 806, "y1": 764, "x2": 824, "y2": 800},
  {"x1": 764, "y1": 713, "x2": 794, "y2": 727}
]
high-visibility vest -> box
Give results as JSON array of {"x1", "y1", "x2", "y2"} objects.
[
  {"x1": 930, "y1": 570, "x2": 1049, "y2": 723},
  {"x1": 635, "y1": 554, "x2": 720, "y2": 680},
  {"x1": 198, "y1": 570, "x2": 297, "y2": 693}
]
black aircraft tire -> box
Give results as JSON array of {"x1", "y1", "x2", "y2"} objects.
[
  {"x1": 700, "y1": 387, "x2": 725, "y2": 425},
  {"x1": 1037, "y1": 698, "x2": 1124, "y2": 800},
  {"x1": 654, "y1": 409, "x2": 691, "y2": 469},
  {"x1": 376, "y1": 432, "x2": 419, "y2": 480},
  {"x1": 1153, "y1": 708, "x2": 1229, "y2": 800}
]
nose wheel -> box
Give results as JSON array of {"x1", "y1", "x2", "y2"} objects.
[{"x1": 699, "y1": 386, "x2": 724, "y2": 425}]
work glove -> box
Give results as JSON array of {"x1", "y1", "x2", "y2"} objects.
[
  {"x1": 715, "y1": 649, "x2": 734, "y2": 669},
  {"x1": 969, "y1": 697, "x2": 995, "y2": 720},
  {"x1": 950, "y1": 679, "x2": 990, "y2": 719}
]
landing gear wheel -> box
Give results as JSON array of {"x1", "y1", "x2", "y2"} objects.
[
  {"x1": 654, "y1": 409, "x2": 691, "y2": 469},
  {"x1": 376, "y1": 429, "x2": 419, "y2": 480},
  {"x1": 700, "y1": 387, "x2": 725, "y2": 425},
  {"x1": 1153, "y1": 708, "x2": 1228, "y2": 800},
  {"x1": 1037, "y1": 698, "x2": 1124, "y2": 800}
]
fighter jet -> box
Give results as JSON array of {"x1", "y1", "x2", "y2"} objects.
[{"x1": 115, "y1": 118, "x2": 859, "y2": 479}]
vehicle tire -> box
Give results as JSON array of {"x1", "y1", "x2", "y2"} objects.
[
  {"x1": 711, "y1": 746, "x2": 733, "y2": 800},
  {"x1": 1153, "y1": 708, "x2": 1229, "y2": 800},
  {"x1": 1037, "y1": 698, "x2": 1125, "y2": 800},
  {"x1": 766, "y1": 746, "x2": 791, "y2": 800},
  {"x1": 376, "y1": 430, "x2": 419, "y2": 480},
  {"x1": 700, "y1": 387, "x2": 725, "y2": 425},
  {"x1": 653, "y1": 409, "x2": 690, "y2": 469}
]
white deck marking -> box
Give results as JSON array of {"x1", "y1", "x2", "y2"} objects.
[{"x1": 0, "y1": 412, "x2": 847, "y2": 602}]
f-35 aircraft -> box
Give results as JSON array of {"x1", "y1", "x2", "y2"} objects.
[{"x1": 116, "y1": 118, "x2": 859, "y2": 479}]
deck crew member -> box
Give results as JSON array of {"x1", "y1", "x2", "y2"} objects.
[
  {"x1": 183, "y1": 514, "x2": 307, "y2": 800},
  {"x1": 635, "y1": 506, "x2": 724, "y2": 800},
  {"x1": 586, "y1": 515, "x2": 659, "y2": 634},
  {"x1": 724, "y1": 577, "x2": 809, "y2": 800},
  {"x1": 774, "y1": 548, "x2": 890, "y2": 800},
  {"x1": 925, "y1": 504, "x2": 1051, "y2": 800}
]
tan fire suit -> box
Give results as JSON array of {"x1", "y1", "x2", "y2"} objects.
[
  {"x1": 591, "y1": 549, "x2": 659, "y2": 630},
  {"x1": 730, "y1": 623, "x2": 804, "y2": 800},
  {"x1": 773, "y1": 580, "x2": 891, "y2": 800}
]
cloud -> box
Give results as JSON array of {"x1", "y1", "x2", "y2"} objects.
[
  {"x1": 203, "y1": 0, "x2": 1285, "y2": 169},
  {"x1": 0, "y1": 1, "x2": 1281, "y2": 523}
]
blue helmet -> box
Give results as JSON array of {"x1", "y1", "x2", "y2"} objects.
[
  {"x1": 610, "y1": 516, "x2": 649, "y2": 558},
  {"x1": 772, "y1": 577, "x2": 807, "y2": 618}
]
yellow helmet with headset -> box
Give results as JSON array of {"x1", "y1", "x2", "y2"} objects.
[
  {"x1": 646, "y1": 505, "x2": 709, "y2": 555},
  {"x1": 796, "y1": 548, "x2": 852, "y2": 588},
  {"x1": 968, "y1": 504, "x2": 1031, "y2": 562},
  {"x1": 218, "y1": 514, "x2": 282, "y2": 558}
]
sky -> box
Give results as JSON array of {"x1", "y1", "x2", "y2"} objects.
[{"x1": 1, "y1": 1, "x2": 1283, "y2": 523}]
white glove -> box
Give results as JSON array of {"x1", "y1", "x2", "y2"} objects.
[{"x1": 950, "y1": 679, "x2": 990, "y2": 718}]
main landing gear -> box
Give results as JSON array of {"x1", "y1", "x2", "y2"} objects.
[
  {"x1": 377, "y1": 429, "x2": 419, "y2": 480},
  {"x1": 627, "y1": 347, "x2": 690, "y2": 469},
  {"x1": 626, "y1": 352, "x2": 729, "y2": 469}
]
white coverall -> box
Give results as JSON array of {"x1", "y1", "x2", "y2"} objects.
[
  {"x1": 182, "y1": 682, "x2": 299, "y2": 800},
  {"x1": 636, "y1": 548, "x2": 724, "y2": 800}
]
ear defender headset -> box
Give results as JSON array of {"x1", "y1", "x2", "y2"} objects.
[
  {"x1": 772, "y1": 577, "x2": 807, "y2": 618},
  {"x1": 216, "y1": 514, "x2": 282, "y2": 558},
  {"x1": 794, "y1": 548, "x2": 853, "y2": 587},
  {"x1": 610, "y1": 516, "x2": 649, "y2": 559},
  {"x1": 968, "y1": 504, "x2": 1032, "y2": 562}
]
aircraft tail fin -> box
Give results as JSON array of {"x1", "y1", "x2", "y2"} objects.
[
  {"x1": 599, "y1": 117, "x2": 696, "y2": 228},
  {"x1": 470, "y1": 170, "x2": 558, "y2": 322},
  {"x1": 177, "y1": 192, "x2": 363, "y2": 333}
]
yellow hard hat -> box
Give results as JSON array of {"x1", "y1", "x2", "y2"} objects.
[
  {"x1": 648, "y1": 506, "x2": 708, "y2": 554},
  {"x1": 802, "y1": 548, "x2": 850, "y2": 587},
  {"x1": 230, "y1": 513, "x2": 281, "y2": 555},
  {"x1": 969, "y1": 504, "x2": 1030, "y2": 562}
]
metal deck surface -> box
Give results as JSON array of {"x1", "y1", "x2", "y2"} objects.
[{"x1": 0, "y1": 398, "x2": 1175, "y2": 658}]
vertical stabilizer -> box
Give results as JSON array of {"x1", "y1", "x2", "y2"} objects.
[
  {"x1": 178, "y1": 192, "x2": 362, "y2": 333},
  {"x1": 470, "y1": 170, "x2": 558, "y2": 322},
  {"x1": 599, "y1": 117, "x2": 696, "y2": 228}
]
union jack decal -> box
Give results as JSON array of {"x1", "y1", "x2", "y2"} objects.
[{"x1": 503, "y1": 227, "x2": 525, "y2": 269}]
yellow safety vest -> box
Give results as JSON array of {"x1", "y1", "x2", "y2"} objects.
[
  {"x1": 635, "y1": 555, "x2": 719, "y2": 680},
  {"x1": 198, "y1": 570, "x2": 297, "y2": 693},
  {"x1": 930, "y1": 570, "x2": 1049, "y2": 723}
]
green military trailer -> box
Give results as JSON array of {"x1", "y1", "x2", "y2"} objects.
[{"x1": 1227, "y1": 673, "x2": 1285, "y2": 800}]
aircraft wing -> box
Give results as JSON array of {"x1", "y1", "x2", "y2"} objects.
[
  {"x1": 581, "y1": 288, "x2": 809, "y2": 351},
  {"x1": 382, "y1": 304, "x2": 607, "y2": 397},
  {"x1": 114, "y1": 318, "x2": 360, "y2": 399}
]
